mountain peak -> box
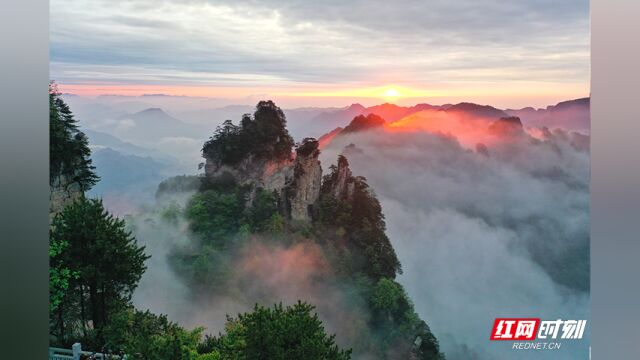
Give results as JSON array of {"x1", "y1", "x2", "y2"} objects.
[
  {"x1": 368, "y1": 102, "x2": 402, "y2": 110},
  {"x1": 346, "y1": 103, "x2": 366, "y2": 111},
  {"x1": 446, "y1": 102, "x2": 508, "y2": 119},
  {"x1": 137, "y1": 107, "x2": 166, "y2": 114},
  {"x1": 342, "y1": 113, "x2": 386, "y2": 134}
]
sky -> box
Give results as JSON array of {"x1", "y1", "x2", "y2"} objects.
[{"x1": 50, "y1": 0, "x2": 590, "y2": 108}]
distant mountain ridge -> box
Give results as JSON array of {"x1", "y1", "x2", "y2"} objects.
[
  {"x1": 445, "y1": 102, "x2": 509, "y2": 119},
  {"x1": 311, "y1": 98, "x2": 588, "y2": 143},
  {"x1": 315, "y1": 101, "x2": 515, "y2": 148},
  {"x1": 82, "y1": 128, "x2": 163, "y2": 159},
  {"x1": 63, "y1": 93, "x2": 590, "y2": 146},
  {"x1": 505, "y1": 97, "x2": 590, "y2": 133},
  {"x1": 106, "y1": 107, "x2": 207, "y2": 145},
  {"x1": 87, "y1": 147, "x2": 190, "y2": 214},
  {"x1": 301, "y1": 101, "x2": 512, "y2": 139}
]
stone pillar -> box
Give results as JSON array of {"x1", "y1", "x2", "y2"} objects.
[{"x1": 289, "y1": 139, "x2": 322, "y2": 222}]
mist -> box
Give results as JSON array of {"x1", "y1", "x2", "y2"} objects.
[
  {"x1": 319, "y1": 122, "x2": 590, "y2": 359},
  {"x1": 129, "y1": 192, "x2": 378, "y2": 357},
  {"x1": 123, "y1": 101, "x2": 590, "y2": 359}
]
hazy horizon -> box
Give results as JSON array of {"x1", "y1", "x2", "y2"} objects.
[{"x1": 58, "y1": 91, "x2": 589, "y2": 111}]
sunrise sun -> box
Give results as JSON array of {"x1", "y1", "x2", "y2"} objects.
[{"x1": 383, "y1": 88, "x2": 401, "y2": 98}]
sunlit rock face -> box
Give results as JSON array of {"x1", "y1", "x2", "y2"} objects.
[
  {"x1": 204, "y1": 154, "x2": 294, "y2": 202},
  {"x1": 287, "y1": 138, "x2": 322, "y2": 222},
  {"x1": 203, "y1": 138, "x2": 325, "y2": 223},
  {"x1": 205, "y1": 154, "x2": 292, "y2": 190}
]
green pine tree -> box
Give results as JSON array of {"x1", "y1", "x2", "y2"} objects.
[
  {"x1": 201, "y1": 302, "x2": 351, "y2": 360},
  {"x1": 49, "y1": 81, "x2": 99, "y2": 191},
  {"x1": 50, "y1": 197, "x2": 150, "y2": 346}
]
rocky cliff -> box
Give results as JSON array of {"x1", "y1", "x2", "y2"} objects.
[
  {"x1": 287, "y1": 138, "x2": 322, "y2": 222},
  {"x1": 331, "y1": 155, "x2": 355, "y2": 200},
  {"x1": 196, "y1": 102, "x2": 444, "y2": 359},
  {"x1": 204, "y1": 153, "x2": 294, "y2": 201},
  {"x1": 49, "y1": 174, "x2": 83, "y2": 222},
  {"x1": 203, "y1": 137, "x2": 323, "y2": 222}
]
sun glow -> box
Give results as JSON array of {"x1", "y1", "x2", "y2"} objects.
[
  {"x1": 271, "y1": 86, "x2": 439, "y2": 102},
  {"x1": 56, "y1": 82, "x2": 590, "y2": 109},
  {"x1": 383, "y1": 88, "x2": 400, "y2": 98}
]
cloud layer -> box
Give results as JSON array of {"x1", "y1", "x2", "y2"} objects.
[
  {"x1": 130, "y1": 207, "x2": 376, "y2": 356},
  {"x1": 320, "y1": 124, "x2": 590, "y2": 359},
  {"x1": 51, "y1": 0, "x2": 589, "y2": 106}
]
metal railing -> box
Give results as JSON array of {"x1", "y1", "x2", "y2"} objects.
[{"x1": 49, "y1": 343, "x2": 127, "y2": 360}]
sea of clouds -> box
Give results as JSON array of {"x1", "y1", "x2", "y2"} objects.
[
  {"x1": 130, "y1": 113, "x2": 590, "y2": 359},
  {"x1": 320, "y1": 122, "x2": 590, "y2": 359}
]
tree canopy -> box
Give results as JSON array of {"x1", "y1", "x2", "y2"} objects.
[
  {"x1": 50, "y1": 197, "x2": 149, "y2": 347},
  {"x1": 202, "y1": 101, "x2": 294, "y2": 165},
  {"x1": 103, "y1": 307, "x2": 204, "y2": 360},
  {"x1": 200, "y1": 302, "x2": 352, "y2": 360}
]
